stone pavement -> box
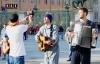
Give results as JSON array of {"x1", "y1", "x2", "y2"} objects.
[{"x1": 0, "y1": 34, "x2": 100, "y2": 64}]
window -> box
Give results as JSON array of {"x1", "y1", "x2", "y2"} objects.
[
  {"x1": 13, "y1": 0, "x2": 19, "y2": 1},
  {"x1": 44, "y1": 0, "x2": 48, "y2": 4},
  {"x1": 21, "y1": 0, "x2": 26, "y2": 2},
  {"x1": 4, "y1": 0, "x2": 8, "y2": 1},
  {"x1": 30, "y1": 0, "x2": 34, "y2": 3},
  {"x1": 5, "y1": 4, "x2": 18, "y2": 9},
  {"x1": 93, "y1": 0, "x2": 98, "y2": 4},
  {"x1": 38, "y1": 0, "x2": 41, "y2": 4},
  {"x1": 64, "y1": 0, "x2": 67, "y2": 5},
  {"x1": 58, "y1": 14, "x2": 60, "y2": 21},
  {"x1": 93, "y1": 0, "x2": 98, "y2": 2},
  {"x1": 62, "y1": 14, "x2": 66, "y2": 18},
  {"x1": 51, "y1": 0, "x2": 56, "y2": 5},
  {"x1": 94, "y1": 12, "x2": 98, "y2": 19},
  {"x1": 58, "y1": 0, "x2": 62, "y2": 5}
]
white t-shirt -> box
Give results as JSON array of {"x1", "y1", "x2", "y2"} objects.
[{"x1": 6, "y1": 24, "x2": 28, "y2": 57}]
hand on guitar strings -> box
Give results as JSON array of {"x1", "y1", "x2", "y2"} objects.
[
  {"x1": 45, "y1": 40, "x2": 52, "y2": 45},
  {"x1": 36, "y1": 39, "x2": 41, "y2": 43}
]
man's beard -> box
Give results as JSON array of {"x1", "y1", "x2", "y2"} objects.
[
  {"x1": 44, "y1": 21, "x2": 47, "y2": 23},
  {"x1": 80, "y1": 16, "x2": 84, "y2": 19},
  {"x1": 44, "y1": 21, "x2": 50, "y2": 24}
]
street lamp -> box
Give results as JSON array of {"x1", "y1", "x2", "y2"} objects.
[
  {"x1": 0, "y1": 0, "x2": 2, "y2": 11},
  {"x1": 33, "y1": 4, "x2": 38, "y2": 11},
  {"x1": 33, "y1": 4, "x2": 38, "y2": 26},
  {"x1": 65, "y1": 4, "x2": 70, "y2": 28}
]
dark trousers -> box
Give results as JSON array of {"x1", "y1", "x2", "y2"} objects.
[
  {"x1": 24, "y1": 32, "x2": 26, "y2": 40},
  {"x1": 71, "y1": 46, "x2": 91, "y2": 64}
]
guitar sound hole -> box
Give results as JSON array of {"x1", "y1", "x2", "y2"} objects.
[
  {"x1": 41, "y1": 41, "x2": 43, "y2": 47},
  {"x1": 45, "y1": 37, "x2": 49, "y2": 40}
]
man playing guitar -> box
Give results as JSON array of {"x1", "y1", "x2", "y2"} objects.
[{"x1": 35, "y1": 12, "x2": 59, "y2": 64}]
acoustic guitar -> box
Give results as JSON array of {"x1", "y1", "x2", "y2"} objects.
[
  {"x1": 4, "y1": 41, "x2": 10, "y2": 55},
  {"x1": 38, "y1": 34, "x2": 51, "y2": 52}
]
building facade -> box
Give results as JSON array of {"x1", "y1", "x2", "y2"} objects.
[
  {"x1": 0, "y1": 0, "x2": 69, "y2": 12},
  {"x1": 93, "y1": 0, "x2": 100, "y2": 22},
  {"x1": 0, "y1": 0, "x2": 93, "y2": 12}
]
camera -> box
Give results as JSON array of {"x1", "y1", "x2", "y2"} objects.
[
  {"x1": 26, "y1": 9, "x2": 35, "y2": 20},
  {"x1": 27, "y1": 10, "x2": 34, "y2": 16}
]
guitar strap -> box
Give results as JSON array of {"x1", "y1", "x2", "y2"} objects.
[
  {"x1": 50, "y1": 24, "x2": 56, "y2": 46},
  {"x1": 44, "y1": 24, "x2": 54, "y2": 46},
  {"x1": 50, "y1": 24, "x2": 53, "y2": 38}
]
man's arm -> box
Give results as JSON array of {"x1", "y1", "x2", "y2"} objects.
[
  {"x1": 18, "y1": 15, "x2": 33, "y2": 29},
  {"x1": 35, "y1": 26, "x2": 44, "y2": 43},
  {"x1": 92, "y1": 22, "x2": 98, "y2": 39},
  {"x1": 27, "y1": 15, "x2": 33, "y2": 28},
  {"x1": 18, "y1": 16, "x2": 28, "y2": 24}
]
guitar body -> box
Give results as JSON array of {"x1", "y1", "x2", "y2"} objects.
[
  {"x1": 38, "y1": 34, "x2": 50, "y2": 52},
  {"x1": 3, "y1": 41, "x2": 10, "y2": 55},
  {"x1": 38, "y1": 42, "x2": 49, "y2": 52}
]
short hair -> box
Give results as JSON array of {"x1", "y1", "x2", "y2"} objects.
[
  {"x1": 3, "y1": 23, "x2": 7, "y2": 25},
  {"x1": 9, "y1": 13, "x2": 18, "y2": 23},
  {"x1": 79, "y1": 7, "x2": 88, "y2": 16}
]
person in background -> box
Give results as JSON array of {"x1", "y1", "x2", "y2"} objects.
[
  {"x1": 0, "y1": 31, "x2": 10, "y2": 64},
  {"x1": 35, "y1": 24, "x2": 40, "y2": 34},
  {"x1": 23, "y1": 31, "x2": 27, "y2": 40},
  {"x1": 65, "y1": 21, "x2": 73, "y2": 61},
  {"x1": 58, "y1": 24, "x2": 64, "y2": 39},
  {"x1": 97, "y1": 22, "x2": 100, "y2": 33},
  {"x1": 0, "y1": 43, "x2": 1, "y2": 57},
  {"x1": 0, "y1": 23, "x2": 7, "y2": 60},
  {"x1": 26, "y1": 28, "x2": 30, "y2": 39}
]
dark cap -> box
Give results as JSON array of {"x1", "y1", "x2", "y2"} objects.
[{"x1": 44, "y1": 12, "x2": 52, "y2": 23}]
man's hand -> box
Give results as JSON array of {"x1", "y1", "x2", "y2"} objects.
[
  {"x1": 67, "y1": 32, "x2": 70, "y2": 36},
  {"x1": 26, "y1": 15, "x2": 32, "y2": 20},
  {"x1": 70, "y1": 32, "x2": 75, "y2": 39},
  {"x1": 3, "y1": 38, "x2": 8, "y2": 42},
  {"x1": 67, "y1": 32, "x2": 75, "y2": 39},
  {"x1": 45, "y1": 40, "x2": 51, "y2": 45},
  {"x1": 93, "y1": 33, "x2": 98, "y2": 39},
  {"x1": 28, "y1": 15, "x2": 32, "y2": 21},
  {"x1": 93, "y1": 30, "x2": 98, "y2": 39},
  {"x1": 19, "y1": 16, "x2": 28, "y2": 24},
  {"x1": 36, "y1": 39, "x2": 41, "y2": 43}
]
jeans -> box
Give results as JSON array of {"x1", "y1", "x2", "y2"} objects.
[
  {"x1": 68, "y1": 44, "x2": 72, "y2": 60},
  {"x1": 60, "y1": 32, "x2": 64, "y2": 39},
  {"x1": 23, "y1": 32, "x2": 26, "y2": 40},
  {"x1": 6, "y1": 54, "x2": 10, "y2": 64},
  {"x1": 9, "y1": 55, "x2": 24, "y2": 64},
  {"x1": 44, "y1": 44, "x2": 59, "y2": 64}
]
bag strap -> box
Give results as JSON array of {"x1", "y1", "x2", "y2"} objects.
[{"x1": 50, "y1": 24, "x2": 53, "y2": 38}]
